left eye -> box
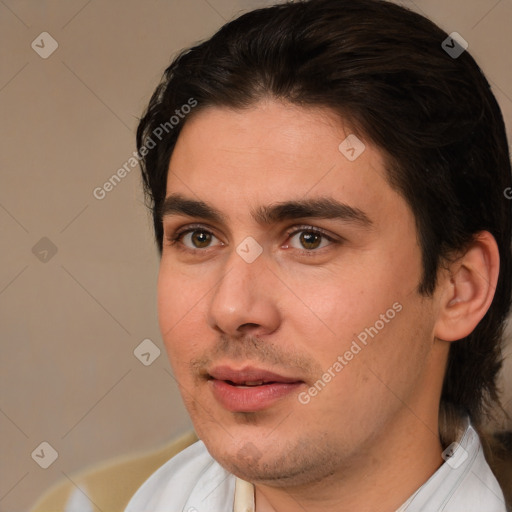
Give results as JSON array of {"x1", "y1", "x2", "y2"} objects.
[{"x1": 286, "y1": 229, "x2": 333, "y2": 251}]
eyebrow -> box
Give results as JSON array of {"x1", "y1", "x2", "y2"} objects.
[{"x1": 160, "y1": 193, "x2": 373, "y2": 228}]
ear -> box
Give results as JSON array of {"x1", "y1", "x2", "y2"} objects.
[{"x1": 434, "y1": 231, "x2": 500, "y2": 342}]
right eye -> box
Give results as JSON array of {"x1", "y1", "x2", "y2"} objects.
[{"x1": 166, "y1": 225, "x2": 224, "y2": 253}]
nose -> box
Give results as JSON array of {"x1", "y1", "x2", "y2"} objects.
[{"x1": 207, "y1": 248, "x2": 281, "y2": 338}]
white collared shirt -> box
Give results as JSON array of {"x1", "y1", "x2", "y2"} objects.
[{"x1": 122, "y1": 418, "x2": 507, "y2": 512}]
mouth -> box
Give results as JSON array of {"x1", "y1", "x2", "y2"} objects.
[{"x1": 207, "y1": 365, "x2": 305, "y2": 412}]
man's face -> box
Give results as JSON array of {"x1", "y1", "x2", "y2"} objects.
[{"x1": 157, "y1": 99, "x2": 446, "y2": 486}]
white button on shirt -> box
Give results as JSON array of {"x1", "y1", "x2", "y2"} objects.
[{"x1": 121, "y1": 417, "x2": 506, "y2": 512}]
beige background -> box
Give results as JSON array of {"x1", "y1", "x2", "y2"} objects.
[{"x1": 1, "y1": 1, "x2": 511, "y2": 511}]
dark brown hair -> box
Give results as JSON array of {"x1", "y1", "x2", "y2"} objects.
[{"x1": 137, "y1": 0, "x2": 512, "y2": 433}]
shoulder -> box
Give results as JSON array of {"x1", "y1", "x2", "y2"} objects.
[
  {"x1": 124, "y1": 440, "x2": 235, "y2": 512},
  {"x1": 30, "y1": 431, "x2": 199, "y2": 512}
]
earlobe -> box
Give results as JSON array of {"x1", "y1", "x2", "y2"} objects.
[{"x1": 434, "y1": 231, "x2": 500, "y2": 342}]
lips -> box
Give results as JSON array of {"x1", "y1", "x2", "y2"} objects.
[
  {"x1": 209, "y1": 366, "x2": 301, "y2": 385},
  {"x1": 208, "y1": 365, "x2": 304, "y2": 412}
]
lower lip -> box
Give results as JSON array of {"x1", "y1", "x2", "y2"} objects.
[{"x1": 210, "y1": 379, "x2": 303, "y2": 412}]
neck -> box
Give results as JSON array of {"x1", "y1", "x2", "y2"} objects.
[{"x1": 254, "y1": 409, "x2": 444, "y2": 512}]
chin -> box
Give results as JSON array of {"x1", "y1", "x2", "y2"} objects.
[{"x1": 200, "y1": 428, "x2": 340, "y2": 488}]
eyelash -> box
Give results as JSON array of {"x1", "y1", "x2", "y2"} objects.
[{"x1": 165, "y1": 223, "x2": 339, "y2": 255}]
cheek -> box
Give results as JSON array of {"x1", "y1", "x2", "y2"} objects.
[
  {"x1": 157, "y1": 267, "x2": 181, "y2": 336},
  {"x1": 157, "y1": 260, "x2": 210, "y2": 327},
  {"x1": 284, "y1": 267, "x2": 391, "y2": 353},
  {"x1": 288, "y1": 263, "x2": 421, "y2": 392},
  {"x1": 157, "y1": 265, "x2": 207, "y2": 366}
]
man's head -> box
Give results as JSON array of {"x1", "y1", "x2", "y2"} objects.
[{"x1": 137, "y1": 0, "x2": 511, "y2": 491}]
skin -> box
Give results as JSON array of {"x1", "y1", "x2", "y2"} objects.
[{"x1": 156, "y1": 99, "x2": 499, "y2": 512}]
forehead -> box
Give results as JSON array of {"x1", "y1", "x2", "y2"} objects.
[
  {"x1": 165, "y1": 100, "x2": 405, "y2": 225},
  {"x1": 170, "y1": 100, "x2": 370, "y2": 173}
]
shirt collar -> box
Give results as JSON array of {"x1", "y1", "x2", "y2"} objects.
[{"x1": 234, "y1": 477, "x2": 255, "y2": 512}]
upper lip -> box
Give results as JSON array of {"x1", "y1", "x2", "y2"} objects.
[{"x1": 208, "y1": 365, "x2": 302, "y2": 384}]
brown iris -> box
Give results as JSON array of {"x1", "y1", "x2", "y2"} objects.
[
  {"x1": 299, "y1": 231, "x2": 322, "y2": 250},
  {"x1": 191, "y1": 230, "x2": 212, "y2": 248}
]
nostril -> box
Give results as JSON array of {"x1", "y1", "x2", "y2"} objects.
[{"x1": 239, "y1": 323, "x2": 260, "y2": 330}]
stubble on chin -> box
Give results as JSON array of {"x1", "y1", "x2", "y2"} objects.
[{"x1": 209, "y1": 433, "x2": 343, "y2": 488}]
